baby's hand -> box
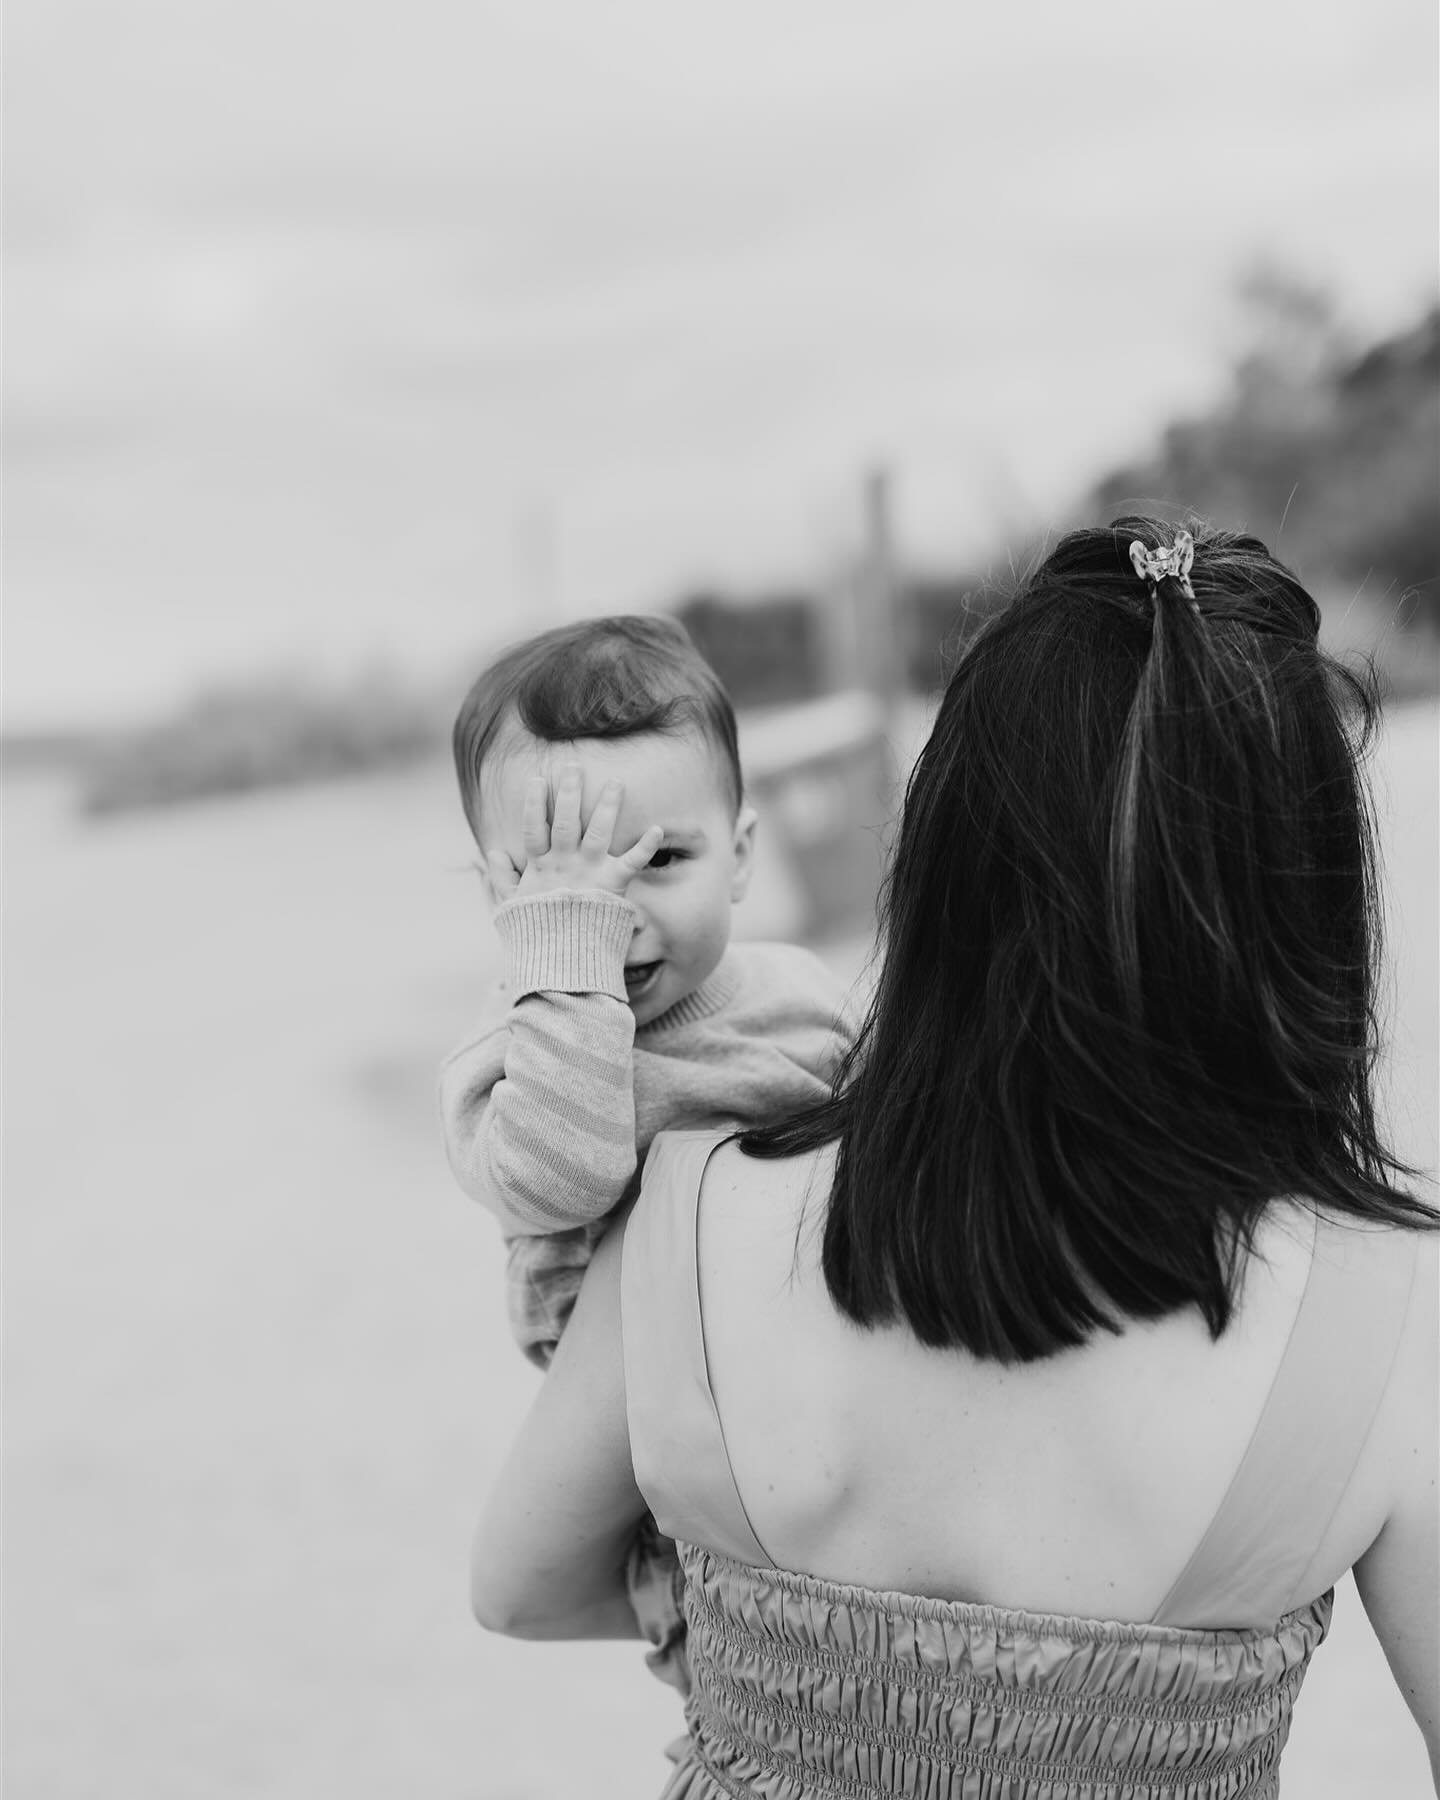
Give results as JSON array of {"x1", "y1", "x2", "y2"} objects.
[{"x1": 511, "y1": 765, "x2": 663, "y2": 900}]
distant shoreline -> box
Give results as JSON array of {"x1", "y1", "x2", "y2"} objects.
[{"x1": 6, "y1": 685, "x2": 1436, "y2": 823}]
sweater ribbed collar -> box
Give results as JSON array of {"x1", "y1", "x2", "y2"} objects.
[{"x1": 636, "y1": 948, "x2": 744, "y2": 1037}]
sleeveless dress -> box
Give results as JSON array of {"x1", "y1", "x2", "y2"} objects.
[{"x1": 621, "y1": 1130, "x2": 1422, "y2": 1800}]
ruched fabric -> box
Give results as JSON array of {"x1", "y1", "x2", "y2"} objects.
[{"x1": 663, "y1": 1547, "x2": 1330, "y2": 1799}]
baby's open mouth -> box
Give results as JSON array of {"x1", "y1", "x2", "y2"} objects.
[{"x1": 623, "y1": 960, "x2": 662, "y2": 999}]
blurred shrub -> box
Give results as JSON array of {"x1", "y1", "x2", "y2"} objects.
[
  {"x1": 898, "y1": 282, "x2": 1440, "y2": 702},
  {"x1": 1090, "y1": 277, "x2": 1440, "y2": 656},
  {"x1": 78, "y1": 672, "x2": 444, "y2": 816}
]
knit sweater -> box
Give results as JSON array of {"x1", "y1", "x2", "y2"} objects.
[{"x1": 440, "y1": 889, "x2": 855, "y2": 1362}]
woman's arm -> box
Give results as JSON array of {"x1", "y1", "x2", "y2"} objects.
[
  {"x1": 1353, "y1": 1236, "x2": 1439, "y2": 1781},
  {"x1": 470, "y1": 1217, "x2": 646, "y2": 1640}
]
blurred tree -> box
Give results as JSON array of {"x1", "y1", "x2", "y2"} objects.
[{"x1": 1090, "y1": 277, "x2": 1440, "y2": 632}]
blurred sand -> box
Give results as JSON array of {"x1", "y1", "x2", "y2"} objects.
[{"x1": 4, "y1": 702, "x2": 1436, "y2": 1797}]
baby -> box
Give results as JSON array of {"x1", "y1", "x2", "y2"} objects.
[{"x1": 441, "y1": 613, "x2": 856, "y2": 1692}]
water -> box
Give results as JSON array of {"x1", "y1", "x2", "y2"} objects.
[{"x1": 4, "y1": 705, "x2": 1436, "y2": 1796}]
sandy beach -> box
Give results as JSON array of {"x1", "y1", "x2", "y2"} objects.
[{"x1": 4, "y1": 702, "x2": 1436, "y2": 1798}]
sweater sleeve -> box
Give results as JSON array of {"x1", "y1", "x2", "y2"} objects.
[{"x1": 438, "y1": 890, "x2": 641, "y2": 1235}]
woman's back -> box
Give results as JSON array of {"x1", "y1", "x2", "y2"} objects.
[
  {"x1": 620, "y1": 1130, "x2": 1435, "y2": 1798},
  {"x1": 690, "y1": 1136, "x2": 1427, "y2": 1629}
]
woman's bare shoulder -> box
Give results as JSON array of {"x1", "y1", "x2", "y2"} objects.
[
  {"x1": 696, "y1": 1139, "x2": 838, "y2": 1326},
  {"x1": 703, "y1": 1138, "x2": 835, "y2": 1224}
]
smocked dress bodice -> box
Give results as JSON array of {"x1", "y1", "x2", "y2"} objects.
[
  {"x1": 621, "y1": 1132, "x2": 1420, "y2": 1800},
  {"x1": 670, "y1": 1549, "x2": 1329, "y2": 1799}
]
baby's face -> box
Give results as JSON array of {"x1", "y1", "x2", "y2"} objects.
[{"x1": 480, "y1": 727, "x2": 757, "y2": 1027}]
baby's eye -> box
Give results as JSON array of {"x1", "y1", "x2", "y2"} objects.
[{"x1": 646, "y1": 847, "x2": 688, "y2": 870}]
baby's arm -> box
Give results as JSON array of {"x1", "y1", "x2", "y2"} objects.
[
  {"x1": 506, "y1": 1223, "x2": 608, "y2": 1368},
  {"x1": 440, "y1": 891, "x2": 643, "y2": 1233}
]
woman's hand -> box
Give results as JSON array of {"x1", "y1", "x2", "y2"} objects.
[{"x1": 470, "y1": 1218, "x2": 647, "y2": 1641}]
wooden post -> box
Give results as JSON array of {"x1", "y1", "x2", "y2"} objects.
[
  {"x1": 862, "y1": 466, "x2": 903, "y2": 710},
  {"x1": 816, "y1": 464, "x2": 905, "y2": 719}
]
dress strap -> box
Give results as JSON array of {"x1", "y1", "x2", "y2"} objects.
[
  {"x1": 1153, "y1": 1216, "x2": 1421, "y2": 1628},
  {"x1": 621, "y1": 1129, "x2": 774, "y2": 1569}
]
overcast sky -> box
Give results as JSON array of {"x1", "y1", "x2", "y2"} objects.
[{"x1": 7, "y1": 0, "x2": 1438, "y2": 726}]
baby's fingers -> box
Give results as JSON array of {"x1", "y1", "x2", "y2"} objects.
[
  {"x1": 483, "y1": 844, "x2": 523, "y2": 901},
  {"x1": 621, "y1": 824, "x2": 665, "y2": 873},
  {"x1": 549, "y1": 765, "x2": 584, "y2": 851},
  {"x1": 582, "y1": 780, "x2": 625, "y2": 853},
  {"x1": 520, "y1": 775, "x2": 551, "y2": 861}
]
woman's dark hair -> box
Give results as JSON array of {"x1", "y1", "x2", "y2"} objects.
[
  {"x1": 452, "y1": 614, "x2": 742, "y2": 837},
  {"x1": 743, "y1": 517, "x2": 1436, "y2": 1363}
]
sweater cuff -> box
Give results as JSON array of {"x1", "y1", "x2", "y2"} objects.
[{"x1": 494, "y1": 891, "x2": 636, "y2": 1000}]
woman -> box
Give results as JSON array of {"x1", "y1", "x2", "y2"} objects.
[{"x1": 472, "y1": 520, "x2": 1439, "y2": 1796}]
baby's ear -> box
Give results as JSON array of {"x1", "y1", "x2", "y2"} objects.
[{"x1": 730, "y1": 804, "x2": 759, "y2": 903}]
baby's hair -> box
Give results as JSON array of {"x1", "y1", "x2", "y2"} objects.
[
  {"x1": 744, "y1": 516, "x2": 1436, "y2": 1363},
  {"x1": 452, "y1": 614, "x2": 742, "y2": 837}
]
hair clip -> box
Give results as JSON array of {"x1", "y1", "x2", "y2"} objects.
[{"x1": 1129, "y1": 530, "x2": 1196, "y2": 604}]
